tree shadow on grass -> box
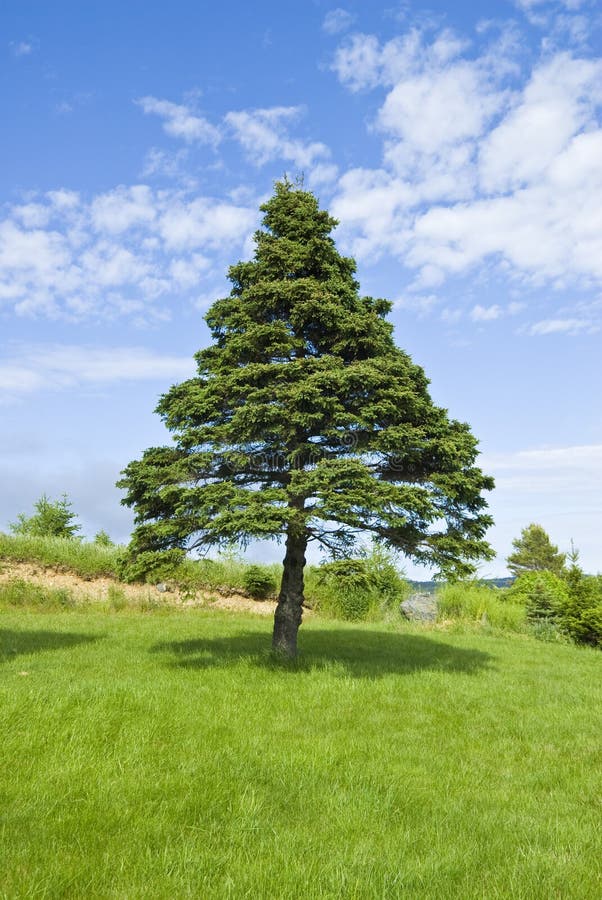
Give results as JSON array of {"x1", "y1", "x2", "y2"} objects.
[
  {"x1": 152, "y1": 628, "x2": 493, "y2": 678},
  {"x1": 0, "y1": 628, "x2": 103, "y2": 663}
]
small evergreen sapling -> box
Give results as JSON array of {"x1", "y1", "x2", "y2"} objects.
[
  {"x1": 10, "y1": 493, "x2": 81, "y2": 540},
  {"x1": 507, "y1": 524, "x2": 566, "y2": 577}
]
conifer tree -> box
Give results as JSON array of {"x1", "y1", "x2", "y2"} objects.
[
  {"x1": 118, "y1": 181, "x2": 494, "y2": 657},
  {"x1": 507, "y1": 524, "x2": 566, "y2": 577}
]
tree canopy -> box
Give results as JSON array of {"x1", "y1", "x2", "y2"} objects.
[
  {"x1": 506, "y1": 523, "x2": 566, "y2": 577},
  {"x1": 118, "y1": 180, "x2": 494, "y2": 656}
]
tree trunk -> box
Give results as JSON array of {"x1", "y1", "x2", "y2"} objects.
[{"x1": 272, "y1": 528, "x2": 307, "y2": 658}]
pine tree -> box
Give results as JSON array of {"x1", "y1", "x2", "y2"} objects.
[
  {"x1": 10, "y1": 493, "x2": 81, "y2": 540},
  {"x1": 506, "y1": 524, "x2": 566, "y2": 577},
  {"x1": 118, "y1": 181, "x2": 494, "y2": 657}
]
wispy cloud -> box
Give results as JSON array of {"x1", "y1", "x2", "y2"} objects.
[
  {"x1": 482, "y1": 442, "x2": 602, "y2": 574},
  {"x1": 528, "y1": 317, "x2": 599, "y2": 335},
  {"x1": 10, "y1": 40, "x2": 34, "y2": 57},
  {"x1": 225, "y1": 106, "x2": 333, "y2": 172},
  {"x1": 322, "y1": 8, "x2": 356, "y2": 35},
  {"x1": 0, "y1": 344, "x2": 196, "y2": 402},
  {"x1": 483, "y1": 443, "x2": 602, "y2": 496},
  {"x1": 471, "y1": 304, "x2": 503, "y2": 322},
  {"x1": 136, "y1": 96, "x2": 221, "y2": 146}
]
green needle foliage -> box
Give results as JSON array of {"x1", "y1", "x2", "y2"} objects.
[
  {"x1": 118, "y1": 180, "x2": 494, "y2": 656},
  {"x1": 10, "y1": 493, "x2": 82, "y2": 540},
  {"x1": 507, "y1": 523, "x2": 566, "y2": 577}
]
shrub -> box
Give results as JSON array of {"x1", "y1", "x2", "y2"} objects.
[
  {"x1": 562, "y1": 559, "x2": 602, "y2": 647},
  {"x1": 0, "y1": 578, "x2": 75, "y2": 609},
  {"x1": 506, "y1": 571, "x2": 569, "y2": 625},
  {"x1": 307, "y1": 548, "x2": 409, "y2": 622},
  {"x1": 310, "y1": 559, "x2": 375, "y2": 621},
  {"x1": 116, "y1": 549, "x2": 186, "y2": 584},
  {"x1": 10, "y1": 494, "x2": 81, "y2": 540},
  {"x1": 437, "y1": 581, "x2": 526, "y2": 632},
  {"x1": 94, "y1": 530, "x2": 114, "y2": 547},
  {"x1": 362, "y1": 542, "x2": 410, "y2": 611},
  {"x1": 242, "y1": 565, "x2": 277, "y2": 600}
]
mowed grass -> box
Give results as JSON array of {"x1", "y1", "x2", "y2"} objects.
[{"x1": 1, "y1": 607, "x2": 600, "y2": 899}]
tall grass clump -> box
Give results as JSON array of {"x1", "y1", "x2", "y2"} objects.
[
  {"x1": 0, "y1": 578, "x2": 75, "y2": 609},
  {"x1": 437, "y1": 581, "x2": 526, "y2": 632},
  {"x1": 0, "y1": 532, "x2": 123, "y2": 579}
]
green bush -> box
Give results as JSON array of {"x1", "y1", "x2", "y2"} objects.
[
  {"x1": 503, "y1": 564, "x2": 602, "y2": 646},
  {"x1": 10, "y1": 494, "x2": 82, "y2": 540},
  {"x1": 242, "y1": 565, "x2": 277, "y2": 600},
  {"x1": 94, "y1": 529, "x2": 114, "y2": 547},
  {"x1": 0, "y1": 578, "x2": 75, "y2": 609},
  {"x1": 506, "y1": 572, "x2": 570, "y2": 640},
  {"x1": 306, "y1": 546, "x2": 409, "y2": 622},
  {"x1": 116, "y1": 549, "x2": 187, "y2": 584},
  {"x1": 506, "y1": 570, "x2": 569, "y2": 618},
  {"x1": 437, "y1": 581, "x2": 526, "y2": 632},
  {"x1": 562, "y1": 567, "x2": 602, "y2": 647}
]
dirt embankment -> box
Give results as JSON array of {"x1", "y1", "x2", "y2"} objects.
[{"x1": 0, "y1": 560, "x2": 278, "y2": 616}]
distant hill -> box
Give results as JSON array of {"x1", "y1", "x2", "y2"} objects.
[{"x1": 409, "y1": 577, "x2": 514, "y2": 595}]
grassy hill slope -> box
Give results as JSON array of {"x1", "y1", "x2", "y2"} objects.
[{"x1": 1, "y1": 604, "x2": 600, "y2": 898}]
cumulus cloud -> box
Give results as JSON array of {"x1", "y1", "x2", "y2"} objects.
[
  {"x1": 0, "y1": 187, "x2": 257, "y2": 320},
  {"x1": 136, "y1": 96, "x2": 221, "y2": 146},
  {"x1": 330, "y1": 22, "x2": 602, "y2": 329}
]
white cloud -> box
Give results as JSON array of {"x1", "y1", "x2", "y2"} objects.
[
  {"x1": 394, "y1": 293, "x2": 439, "y2": 315},
  {"x1": 136, "y1": 96, "x2": 221, "y2": 146},
  {"x1": 158, "y1": 197, "x2": 257, "y2": 250},
  {"x1": 483, "y1": 444, "x2": 602, "y2": 498},
  {"x1": 331, "y1": 26, "x2": 602, "y2": 324},
  {"x1": 0, "y1": 344, "x2": 196, "y2": 402},
  {"x1": 331, "y1": 33, "x2": 383, "y2": 91},
  {"x1": 471, "y1": 304, "x2": 503, "y2": 321},
  {"x1": 11, "y1": 203, "x2": 50, "y2": 228},
  {"x1": 479, "y1": 54, "x2": 602, "y2": 194},
  {"x1": 91, "y1": 185, "x2": 157, "y2": 233},
  {"x1": 225, "y1": 106, "x2": 331, "y2": 170},
  {"x1": 0, "y1": 187, "x2": 257, "y2": 319},
  {"x1": 528, "y1": 317, "x2": 599, "y2": 335},
  {"x1": 482, "y1": 442, "x2": 602, "y2": 575},
  {"x1": 11, "y1": 41, "x2": 33, "y2": 57},
  {"x1": 514, "y1": 0, "x2": 585, "y2": 12},
  {"x1": 322, "y1": 8, "x2": 356, "y2": 35}
]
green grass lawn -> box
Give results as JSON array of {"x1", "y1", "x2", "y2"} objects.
[{"x1": 1, "y1": 607, "x2": 600, "y2": 898}]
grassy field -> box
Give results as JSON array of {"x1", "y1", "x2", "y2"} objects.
[{"x1": 1, "y1": 604, "x2": 600, "y2": 898}]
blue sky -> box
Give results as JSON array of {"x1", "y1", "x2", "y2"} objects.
[{"x1": 1, "y1": 0, "x2": 601, "y2": 577}]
